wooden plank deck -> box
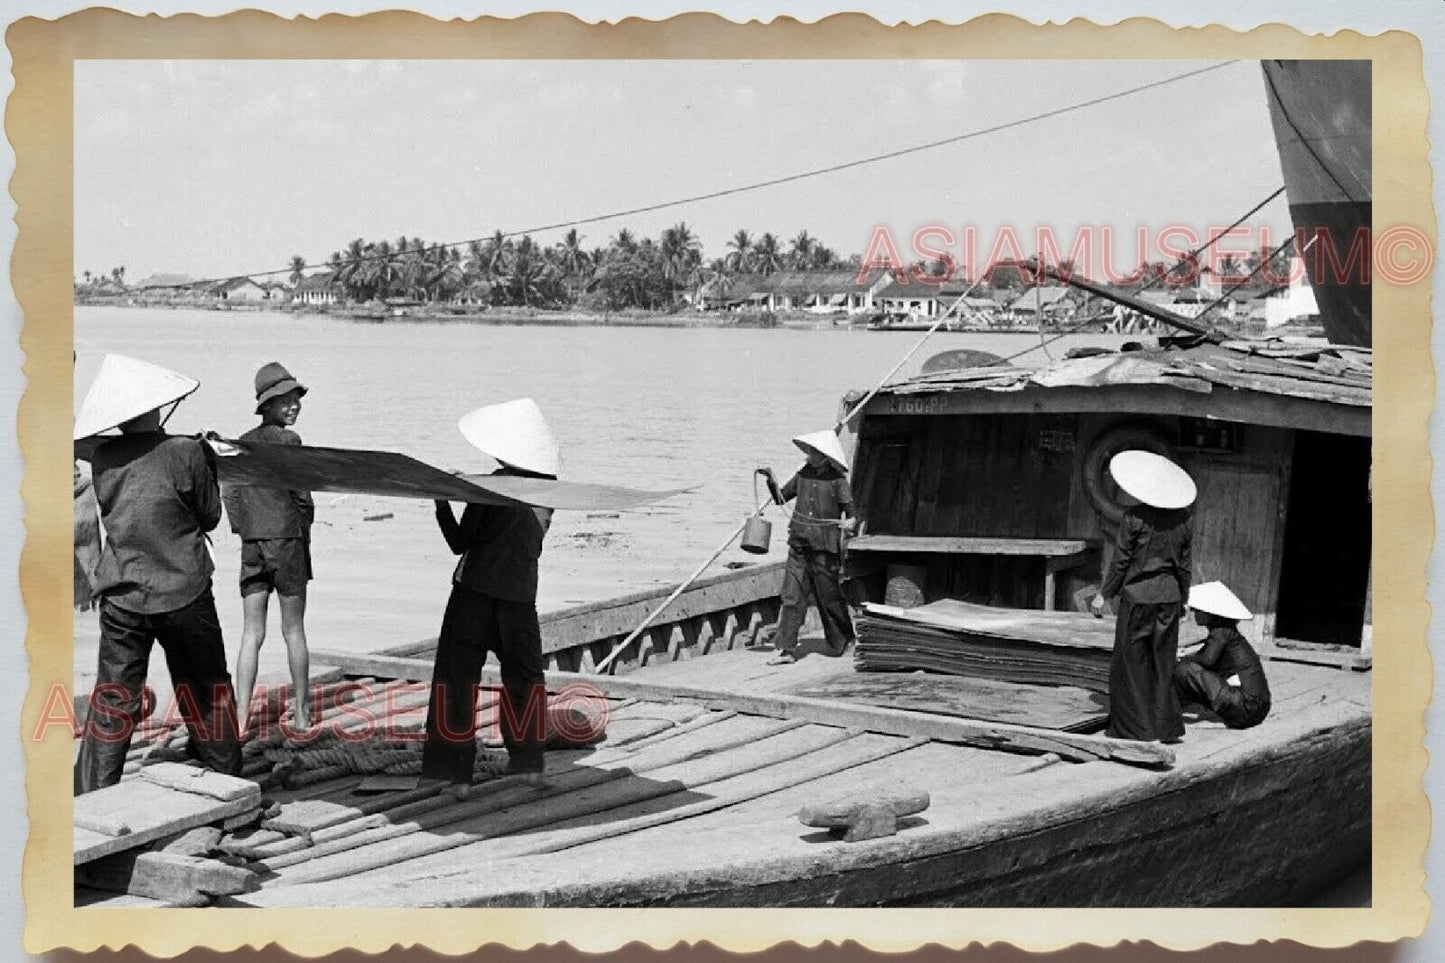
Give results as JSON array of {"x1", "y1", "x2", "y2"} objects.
[
  {"x1": 230, "y1": 651, "x2": 1368, "y2": 907},
  {"x1": 78, "y1": 631, "x2": 1368, "y2": 908}
]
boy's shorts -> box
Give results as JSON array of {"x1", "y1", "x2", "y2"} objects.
[{"x1": 240, "y1": 538, "x2": 312, "y2": 597}]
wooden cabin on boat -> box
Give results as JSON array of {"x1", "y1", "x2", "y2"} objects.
[{"x1": 839, "y1": 337, "x2": 1373, "y2": 651}]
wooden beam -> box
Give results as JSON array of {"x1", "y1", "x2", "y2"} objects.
[
  {"x1": 76, "y1": 851, "x2": 256, "y2": 903},
  {"x1": 863, "y1": 384, "x2": 1370, "y2": 438},
  {"x1": 848, "y1": 535, "x2": 1090, "y2": 556},
  {"x1": 309, "y1": 649, "x2": 1174, "y2": 769}
]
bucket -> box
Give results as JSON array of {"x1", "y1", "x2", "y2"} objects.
[{"x1": 740, "y1": 515, "x2": 772, "y2": 554}]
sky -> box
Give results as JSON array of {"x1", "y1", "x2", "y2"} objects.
[{"x1": 74, "y1": 58, "x2": 1295, "y2": 284}]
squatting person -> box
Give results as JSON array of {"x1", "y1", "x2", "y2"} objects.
[{"x1": 1174, "y1": 581, "x2": 1272, "y2": 730}]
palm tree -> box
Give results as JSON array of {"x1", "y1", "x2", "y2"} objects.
[
  {"x1": 612, "y1": 228, "x2": 638, "y2": 254},
  {"x1": 288, "y1": 256, "x2": 307, "y2": 287},
  {"x1": 788, "y1": 231, "x2": 815, "y2": 270},
  {"x1": 483, "y1": 230, "x2": 511, "y2": 287},
  {"x1": 554, "y1": 228, "x2": 590, "y2": 303},
  {"x1": 726, "y1": 230, "x2": 753, "y2": 273},
  {"x1": 660, "y1": 222, "x2": 702, "y2": 301},
  {"x1": 753, "y1": 233, "x2": 783, "y2": 277},
  {"x1": 336, "y1": 238, "x2": 368, "y2": 300},
  {"x1": 82, "y1": 270, "x2": 92, "y2": 286}
]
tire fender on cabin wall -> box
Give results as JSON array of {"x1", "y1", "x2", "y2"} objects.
[{"x1": 1079, "y1": 421, "x2": 1175, "y2": 527}]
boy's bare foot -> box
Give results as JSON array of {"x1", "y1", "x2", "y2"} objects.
[{"x1": 767, "y1": 651, "x2": 798, "y2": 665}]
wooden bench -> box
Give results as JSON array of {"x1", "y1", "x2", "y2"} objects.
[{"x1": 846, "y1": 535, "x2": 1094, "y2": 611}]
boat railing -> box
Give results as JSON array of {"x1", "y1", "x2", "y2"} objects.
[{"x1": 377, "y1": 560, "x2": 788, "y2": 674}]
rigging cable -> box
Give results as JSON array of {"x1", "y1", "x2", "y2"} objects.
[{"x1": 159, "y1": 60, "x2": 1243, "y2": 290}]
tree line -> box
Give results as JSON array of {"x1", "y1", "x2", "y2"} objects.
[{"x1": 304, "y1": 225, "x2": 853, "y2": 310}]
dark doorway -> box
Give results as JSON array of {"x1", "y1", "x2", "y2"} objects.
[{"x1": 1274, "y1": 431, "x2": 1371, "y2": 645}]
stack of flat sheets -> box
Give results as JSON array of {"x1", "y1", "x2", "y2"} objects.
[{"x1": 855, "y1": 599, "x2": 1117, "y2": 693}]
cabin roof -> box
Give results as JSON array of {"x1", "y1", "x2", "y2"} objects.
[{"x1": 879, "y1": 339, "x2": 1372, "y2": 409}]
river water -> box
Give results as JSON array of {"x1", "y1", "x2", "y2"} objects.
[{"x1": 73, "y1": 306, "x2": 1137, "y2": 682}]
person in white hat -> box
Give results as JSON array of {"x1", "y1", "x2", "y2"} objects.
[
  {"x1": 1174, "y1": 582, "x2": 1271, "y2": 730},
  {"x1": 1090, "y1": 449, "x2": 1196, "y2": 743},
  {"x1": 73, "y1": 354, "x2": 242, "y2": 793},
  {"x1": 423, "y1": 399, "x2": 558, "y2": 788},
  {"x1": 223, "y1": 362, "x2": 316, "y2": 735},
  {"x1": 761, "y1": 430, "x2": 857, "y2": 665}
]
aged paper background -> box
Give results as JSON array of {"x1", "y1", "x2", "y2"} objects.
[{"x1": 10, "y1": 9, "x2": 1433, "y2": 955}]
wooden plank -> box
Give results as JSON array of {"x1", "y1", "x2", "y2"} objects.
[
  {"x1": 248, "y1": 715, "x2": 802, "y2": 867},
  {"x1": 862, "y1": 599, "x2": 1117, "y2": 650},
  {"x1": 864, "y1": 383, "x2": 1371, "y2": 438},
  {"x1": 1260, "y1": 642, "x2": 1371, "y2": 672},
  {"x1": 75, "y1": 779, "x2": 261, "y2": 865},
  {"x1": 77, "y1": 851, "x2": 256, "y2": 902},
  {"x1": 138, "y1": 763, "x2": 262, "y2": 802},
  {"x1": 786, "y1": 674, "x2": 1108, "y2": 733},
  {"x1": 266, "y1": 722, "x2": 850, "y2": 885},
  {"x1": 311, "y1": 649, "x2": 1173, "y2": 768},
  {"x1": 418, "y1": 734, "x2": 924, "y2": 868},
  {"x1": 849, "y1": 535, "x2": 1089, "y2": 556}
]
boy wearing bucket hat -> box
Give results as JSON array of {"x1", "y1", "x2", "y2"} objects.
[
  {"x1": 1090, "y1": 449, "x2": 1195, "y2": 743},
  {"x1": 223, "y1": 362, "x2": 316, "y2": 733},
  {"x1": 1174, "y1": 582, "x2": 1271, "y2": 730},
  {"x1": 763, "y1": 430, "x2": 857, "y2": 666},
  {"x1": 423, "y1": 399, "x2": 557, "y2": 787},
  {"x1": 73, "y1": 354, "x2": 242, "y2": 792}
]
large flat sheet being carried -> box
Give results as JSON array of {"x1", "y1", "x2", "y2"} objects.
[{"x1": 75, "y1": 437, "x2": 687, "y2": 511}]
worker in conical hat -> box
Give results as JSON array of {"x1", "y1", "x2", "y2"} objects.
[
  {"x1": 223, "y1": 362, "x2": 316, "y2": 735},
  {"x1": 73, "y1": 354, "x2": 242, "y2": 793},
  {"x1": 1173, "y1": 582, "x2": 1271, "y2": 730},
  {"x1": 762, "y1": 429, "x2": 857, "y2": 665},
  {"x1": 423, "y1": 398, "x2": 558, "y2": 788},
  {"x1": 1090, "y1": 449, "x2": 1196, "y2": 743}
]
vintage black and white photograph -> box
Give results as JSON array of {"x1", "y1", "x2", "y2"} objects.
[{"x1": 63, "y1": 50, "x2": 1377, "y2": 913}]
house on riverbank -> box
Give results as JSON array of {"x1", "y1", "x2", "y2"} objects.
[
  {"x1": 212, "y1": 277, "x2": 268, "y2": 301},
  {"x1": 293, "y1": 272, "x2": 340, "y2": 306}
]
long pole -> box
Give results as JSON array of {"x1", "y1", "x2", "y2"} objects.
[
  {"x1": 834, "y1": 276, "x2": 984, "y2": 431},
  {"x1": 594, "y1": 508, "x2": 764, "y2": 674}
]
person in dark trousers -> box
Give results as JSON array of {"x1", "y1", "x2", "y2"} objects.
[
  {"x1": 423, "y1": 399, "x2": 558, "y2": 789},
  {"x1": 73, "y1": 353, "x2": 242, "y2": 794},
  {"x1": 1174, "y1": 581, "x2": 1271, "y2": 730},
  {"x1": 1091, "y1": 449, "x2": 1196, "y2": 743},
  {"x1": 225, "y1": 362, "x2": 316, "y2": 735},
  {"x1": 765, "y1": 430, "x2": 857, "y2": 666}
]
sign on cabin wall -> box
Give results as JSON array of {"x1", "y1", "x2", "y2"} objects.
[{"x1": 1036, "y1": 428, "x2": 1077, "y2": 453}]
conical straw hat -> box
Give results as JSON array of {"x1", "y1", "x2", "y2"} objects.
[
  {"x1": 458, "y1": 398, "x2": 561, "y2": 476},
  {"x1": 1188, "y1": 581, "x2": 1254, "y2": 621},
  {"x1": 74, "y1": 353, "x2": 200, "y2": 440},
  {"x1": 792, "y1": 430, "x2": 850, "y2": 472},
  {"x1": 1108, "y1": 449, "x2": 1196, "y2": 509}
]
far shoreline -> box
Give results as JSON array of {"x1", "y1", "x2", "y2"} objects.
[{"x1": 72, "y1": 297, "x2": 1327, "y2": 340}]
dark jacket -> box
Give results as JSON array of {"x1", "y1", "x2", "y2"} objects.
[
  {"x1": 1183, "y1": 624, "x2": 1271, "y2": 710},
  {"x1": 779, "y1": 464, "x2": 853, "y2": 554},
  {"x1": 90, "y1": 432, "x2": 222, "y2": 614},
  {"x1": 1100, "y1": 505, "x2": 1192, "y2": 604},
  {"x1": 222, "y1": 423, "x2": 314, "y2": 539},
  {"x1": 437, "y1": 480, "x2": 553, "y2": 604}
]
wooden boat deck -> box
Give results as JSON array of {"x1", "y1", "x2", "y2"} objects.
[{"x1": 71, "y1": 643, "x2": 1367, "y2": 909}]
